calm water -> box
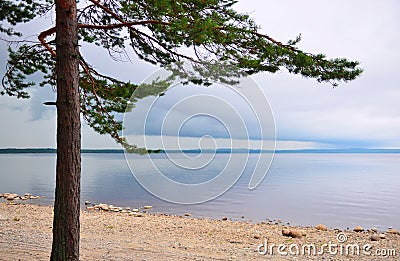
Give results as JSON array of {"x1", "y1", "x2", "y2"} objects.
[{"x1": 0, "y1": 153, "x2": 399, "y2": 231}]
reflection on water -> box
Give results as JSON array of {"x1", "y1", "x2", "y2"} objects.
[{"x1": 0, "y1": 153, "x2": 399, "y2": 230}]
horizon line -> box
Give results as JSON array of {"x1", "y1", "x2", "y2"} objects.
[{"x1": 1, "y1": 147, "x2": 400, "y2": 154}]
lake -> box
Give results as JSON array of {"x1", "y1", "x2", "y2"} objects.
[{"x1": 0, "y1": 152, "x2": 399, "y2": 231}]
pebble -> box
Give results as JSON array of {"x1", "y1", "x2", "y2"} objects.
[
  {"x1": 370, "y1": 227, "x2": 378, "y2": 233},
  {"x1": 125, "y1": 207, "x2": 130, "y2": 211},
  {"x1": 370, "y1": 235, "x2": 380, "y2": 241},
  {"x1": 253, "y1": 235, "x2": 261, "y2": 239},
  {"x1": 387, "y1": 229, "x2": 400, "y2": 235},
  {"x1": 292, "y1": 229, "x2": 304, "y2": 238},
  {"x1": 379, "y1": 233, "x2": 386, "y2": 239},
  {"x1": 282, "y1": 228, "x2": 291, "y2": 236},
  {"x1": 282, "y1": 228, "x2": 303, "y2": 239},
  {"x1": 144, "y1": 206, "x2": 153, "y2": 209},
  {"x1": 86, "y1": 206, "x2": 95, "y2": 211},
  {"x1": 6, "y1": 195, "x2": 15, "y2": 201},
  {"x1": 221, "y1": 217, "x2": 228, "y2": 221},
  {"x1": 98, "y1": 204, "x2": 109, "y2": 211},
  {"x1": 353, "y1": 226, "x2": 364, "y2": 232},
  {"x1": 131, "y1": 208, "x2": 139, "y2": 212},
  {"x1": 184, "y1": 213, "x2": 191, "y2": 217},
  {"x1": 0, "y1": 194, "x2": 3, "y2": 198},
  {"x1": 24, "y1": 193, "x2": 31, "y2": 198},
  {"x1": 84, "y1": 201, "x2": 91, "y2": 205},
  {"x1": 315, "y1": 224, "x2": 327, "y2": 231},
  {"x1": 129, "y1": 212, "x2": 143, "y2": 217}
]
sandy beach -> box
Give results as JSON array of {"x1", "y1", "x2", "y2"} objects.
[{"x1": 0, "y1": 202, "x2": 399, "y2": 260}]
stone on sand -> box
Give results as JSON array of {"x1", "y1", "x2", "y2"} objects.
[
  {"x1": 353, "y1": 226, "x2": 364, "y2": 232},
  {"x1": 315, "y1": 224, "x2": 327, "y2": 231}
]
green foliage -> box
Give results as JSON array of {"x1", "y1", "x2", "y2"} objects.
[
  {"x1": 0, "y1": 0, "x2": 53, "y2": 36},
  {"x1": 1, "y1": 44, "x2": 55, "y2": 98},
  {"x1": 0, "y1": 0, "x2": 363, "y2": 150},
  {"x1": 79, "y1": 66, "x2": 172, "y2": 154}
]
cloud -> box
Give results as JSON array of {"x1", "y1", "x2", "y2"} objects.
[
  {"x1": 238, "y1": 0, "x2": 400, "y2": 148},
  {"x1": 123, "y1": 134, "x2": 325, "y2": 150},
  {"x1": 0, "y1": 96, "x2": 57, "y2": 148},
  {"x1": 123, "y1": 81, "x2": 275, "y2": 142},
  {"x1": 0, "y1": 0, "x2": 399, "y2": 148}
]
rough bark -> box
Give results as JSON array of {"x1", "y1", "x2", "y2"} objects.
[{"x1": 51, "y1": 0, "x2": 81, "y2": 260}]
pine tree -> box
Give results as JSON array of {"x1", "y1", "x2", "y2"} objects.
[{"x1": 1, "y1": 0, "x2": 362, "y2": 259}]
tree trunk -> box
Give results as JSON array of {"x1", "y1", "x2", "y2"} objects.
[{"x1": 51, "y1": 0, "x2": 80, "y2": 260}]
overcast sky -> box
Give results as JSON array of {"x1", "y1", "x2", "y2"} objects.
[{"x1": 0, "y1": 0, "x2": 399, "y2": 149}]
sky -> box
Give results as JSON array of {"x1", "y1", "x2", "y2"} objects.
[{"x1": 0, "y1": 0, "x2": 399, "y2": 150}]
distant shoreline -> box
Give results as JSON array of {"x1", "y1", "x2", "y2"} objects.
[{"x1": 1, "y1": 148, "x2": 400, "y2": 154}]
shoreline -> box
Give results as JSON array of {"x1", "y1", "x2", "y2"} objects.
[
  {"x1": 3, "y1": 198, "x2": 397, "y2": 231},
  {"x1": 1, "y1": 193, "x2": 397, "y2": 232},
  {"x1": 1, "y1": 202, "x2": 399, "y2": 260},
  {"x1": 1, "y1": 192, "x2": 399, "y2": 230},
  {"x1": 0, "y1": 193, "x2": 400, "y2": 233}
]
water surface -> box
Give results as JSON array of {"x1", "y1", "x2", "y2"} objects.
[{"x1": 0, "y1": 153, "x2": 399, "y2": 231}]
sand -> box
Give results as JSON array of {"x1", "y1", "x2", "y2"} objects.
[{"x1": 0, "y1": 202, "x2": 399, "y2": 260}]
